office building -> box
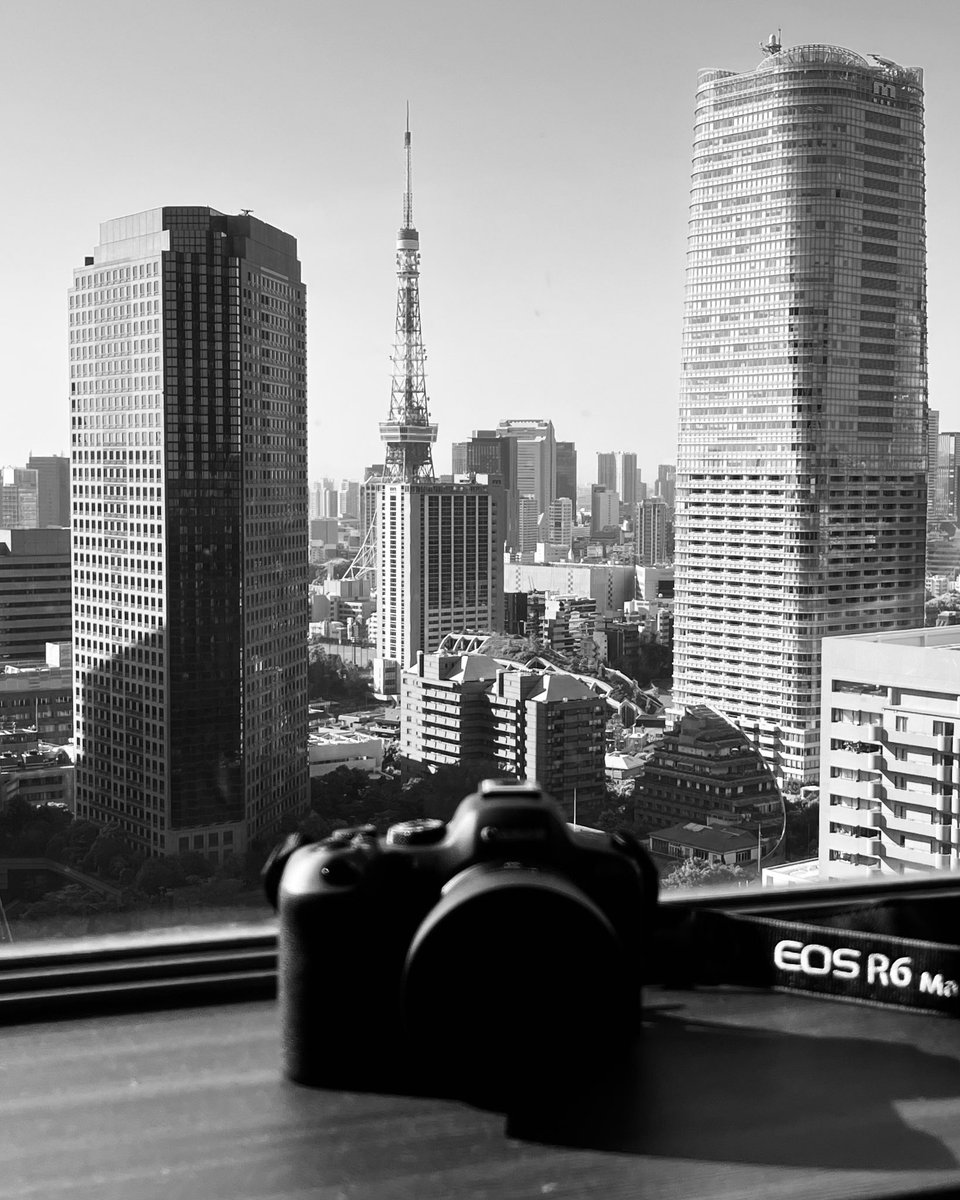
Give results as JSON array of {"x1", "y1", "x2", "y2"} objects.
[
  {"x1": 517, "y1": 495, "x2": 540, "y2": 557},
  {"x1": 556, "y1": 441, "x2": 577, "y2": 506},
  {"x1": 927, "y1": 409, "x2": 940, "y2": 518},
  {"x1": 590, "y1": 485, "x2": 619, "y2": 536},
  {"x1": 819, "y1": 627, "x2": 960, "y2": 879},
  {"x1": 1, "y1": 468, "x2": 39, "y2": 529},
  {"x1": 656, "y1": 463, "x2": 676, "y2": 509},
  {"x1": 597, "y1": 452, "x2": 617, "y2": 493},
  {"x1": 674, "y1": 42, "x2": 928, "y2": 784},
  {"x1": 0, "y1": 664, "x2": 73, "y2": 744},
  {"x1": 934, "y1": 432, "x2": 960, "y2": 522},
  {"x1": 620, "y1": 452, "x2": 638, "y2": 508},
  {"x1": 545, "y1": 496, "x2": 573, "y2": 552},
  {"x1": 498, "y1": 419, "x2": 556, "y2": 516},
  {"x1": 374, "y1": 124, "x2": 503, "y2": 691},
  {"x1": 0, "y1": 528, "x2": 71, "y2": 663},
  {"x1": 636, "y1": 496, "x2": 668, "y2": 567},
  {"x1": 454, "y1": 431, "x2": 516, "y2": 549},
  {"x1": 69, "y1": 207, "x2": 309, "y2": 858},
  {"x1": 504, "y1": 560, "x2": 635, "y2": 614},
  {"x1": 27, "y1": 456, "x2": 70, "y2": 528}
]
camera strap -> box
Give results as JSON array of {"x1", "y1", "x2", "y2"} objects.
[{"x1": 654, "y1": 909, "x2": 960, "y2": 1018}]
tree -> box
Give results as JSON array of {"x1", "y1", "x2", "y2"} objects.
[
  {"x1": 133, "y1": 857, "x2": 185, "y2": 896},
  {"x1": 661, "y1": 858, "x2": 748, "y2": 890},
  {"x1": 784, "y1": 799, "x2": 820, "y2": 861}
]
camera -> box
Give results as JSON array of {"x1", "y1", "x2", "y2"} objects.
[{"x1": 264, "y1": 779, "x2": 659, "y2": 1090}]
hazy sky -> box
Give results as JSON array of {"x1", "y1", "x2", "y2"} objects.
[{"x1": 2, "y1": 0, "x2": 958, "y2": 485}]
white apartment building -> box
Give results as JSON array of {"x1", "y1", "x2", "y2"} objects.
[{"x1": 820, "y1": 628, "x2": 960, "y2": 881}]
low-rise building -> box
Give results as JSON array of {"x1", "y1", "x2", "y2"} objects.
[
  {"x1": 0, "y1": 745, "x2": 75, "y2": 810},
  {"x1": 308, "y1": 728, "x2": 386, "y2": 778},
  {"x1": 647, "y1": 821, "x2": 759, "y2": 869},
  {"x1": 0, "y1": 666, "x2": 73, "y2": 744}
]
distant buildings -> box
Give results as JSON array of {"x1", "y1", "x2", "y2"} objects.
[
  {"x1": 27, "y1": 456, "x2": 70, "y2": 528},
  {"x1": 596, "y1": 452, "x2": 617, "y2": 493},
  {"x1": 70, "y1": 206, "x2": 309, "y2": 860},
  {"x1": 401, "y1": 649, "x2": 607, "y2": 816},
  {"x1": 0, "y1": 663, "x2": 73, "y2": 744},
  {"x1": 933, "y1": 432, "x2": 960, "y2": 522},
  {"x1": 555, "y1": 441, "x2": 577, "y2": 506},
  {"x1": 0, "y1": 468, "x2": 38, "y2": 529},
  {"x1": 674, "y1": 42, "x2": 928, "y2": 784},
  {"x1": 819, "y1": 627, "x2": 960, "y2": 880},
  {"x1": 498, "y1": 419, "x2": 556, "y2": 517},
  {"x1": 503, "y1": 560, "x2": 635, "y2": 615},
  {"x1": 0, "y1": 529, "x2": 72, "y2": 663},
  {"x1": 590, "y1": 485, "x2": 619, "y2": 536},
  {"x1": 636, "y1": 496, "x2": 668, "y2": 566}
]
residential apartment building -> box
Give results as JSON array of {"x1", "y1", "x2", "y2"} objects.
[
  {"x1": 636, "y1": 496, "x2": 668, "y2": 567},
  {"x1": 401, "y1": 649, "x2": 606, "y2": 817},
  {"x1": 819, "y1": 627, "x2": 960, "y2": 880},
  {"x1": 674, "y1": 42, "x2": 928, "y2": 784},
  {"x1": 69, "y1": 207, "x2": 309, "y2": 859}
]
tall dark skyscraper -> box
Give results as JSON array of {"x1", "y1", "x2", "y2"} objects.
[
  {"x1": 555, "y1": 441, "x2": 577, "y2": 506},
  {"x1": 674, "y1": 41, "x2": 927, "y2": 784},
  {"x1": 69, "y1": 208, "x2": 308, "y2": 859}
]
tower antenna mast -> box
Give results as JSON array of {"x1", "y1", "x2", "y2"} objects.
[{"x1": 379, "y1": 108, "x2": 438, "y2": 481}]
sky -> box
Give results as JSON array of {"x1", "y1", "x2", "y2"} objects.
[{"x1": 2, "y1": 0, "x2": 958, "y2": 486}]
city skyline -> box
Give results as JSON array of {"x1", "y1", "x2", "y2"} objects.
[{"x1": 3, "y1": 1, "x2": 959, "y2": 485}]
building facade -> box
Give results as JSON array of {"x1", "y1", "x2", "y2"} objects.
[
  {"x1": 638, "y1": 705, "x2": 782, "y2": 835},
  {"x1": 674, "y1": 43, "x2": 928, "y2": 784},
  {"x1": 636, "y1": 496, "x2": 668, "y2": 567},
  {"x1": 590, "y1": 484, "x2": 619, "y2": 535},
  {"x1": 555, "y1": 441, "x2": 577, "y2": 506},
  {"x1": 69, "y1": 207, "x2": 309, "y2": 859},
  {"x1": 498, "y1": 419, "x2": 556, "y2": 517},
  {"x1": 0, "y1": 468, "x2": 39, "y2": 529},
  {"x1": 27, "y1": 456, "x2": 70, "y2": 528},
  {"x1": 0, "y1": 529, "x2": 72, "y2": 663},
  {"x1": 819, "y1": 627, "x2": 960, "y2": 880},
  {"x1": 401, "y1": 650, "x2": 606, "y2": 816},
  {"x1": 376, "y1": 480, "x2": 503, "y2": 674}
]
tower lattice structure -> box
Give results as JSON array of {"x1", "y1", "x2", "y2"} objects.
[
  {"x1": 346, "y1": 115, "x2": 437, "y2": 581},
  {"x1": 379, "y1": 113, "x2": 438, "y2": 481}
]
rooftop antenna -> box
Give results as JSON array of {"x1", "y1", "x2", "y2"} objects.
[
  {"x1": 240, "y1": 208, "x2": 254, "y2": 216},
  {"x1": 760, "y1": 29, "x2": 782, "y2": 55}
]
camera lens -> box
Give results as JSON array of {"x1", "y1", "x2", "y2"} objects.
[{"x1": 401, "y1": 864, "x2": 633, "y2": 1082}]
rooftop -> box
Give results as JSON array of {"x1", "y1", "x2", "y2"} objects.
[{"x1": 651, "y1": 822, "x2": 757, "y2": 854}]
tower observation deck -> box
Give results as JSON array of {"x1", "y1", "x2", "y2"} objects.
[{"x1": 379, "y1": 114, "x2": 438, "y2": 480}]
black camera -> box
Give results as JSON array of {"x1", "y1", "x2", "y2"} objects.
[{"x1": 264, "y1": 780, "x2": 658, "y2": 1090}]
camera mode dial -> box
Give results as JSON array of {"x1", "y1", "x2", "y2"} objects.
[{"x1": 385, "y1": 818, "x2": 447, "y2": 846}]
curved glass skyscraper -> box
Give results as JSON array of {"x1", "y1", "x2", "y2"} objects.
[{"x1": 674, "y1": 43, "x2": 927, "y2": 784}]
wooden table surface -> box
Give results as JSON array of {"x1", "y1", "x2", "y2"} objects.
[{"x1": 2, "y1": 987, "x2": 960, "y2": 1200}]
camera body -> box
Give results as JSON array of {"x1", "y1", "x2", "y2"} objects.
[{"x1": 267, "y1": 780, "x2": 657, "y2": 1089}]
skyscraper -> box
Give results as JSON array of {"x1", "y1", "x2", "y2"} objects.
[
  {"x1": 69, "y1": 208, "x2": 308, "y2": 858},
  {"x1": 555, "y1": 441, "x2": 577, "y2": 506},
  {"x1": 674, "y1": 42, "x2": 927, "y2": 785},
  {"x1": 619, "y1": 452, "x2": 638, "y2": 508},
  {"x1": 596, "y1": 452, "x2": 617, "y2": 492},
  {"x1": 374, "y1": 122, "x2": 502, "y2": 692},
  {"x1": 636, "y1": 496, "x2": 668, "y2": 567},
  {"x1": 498, "y1": 419, "x2": 556, "y2": 515}
]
